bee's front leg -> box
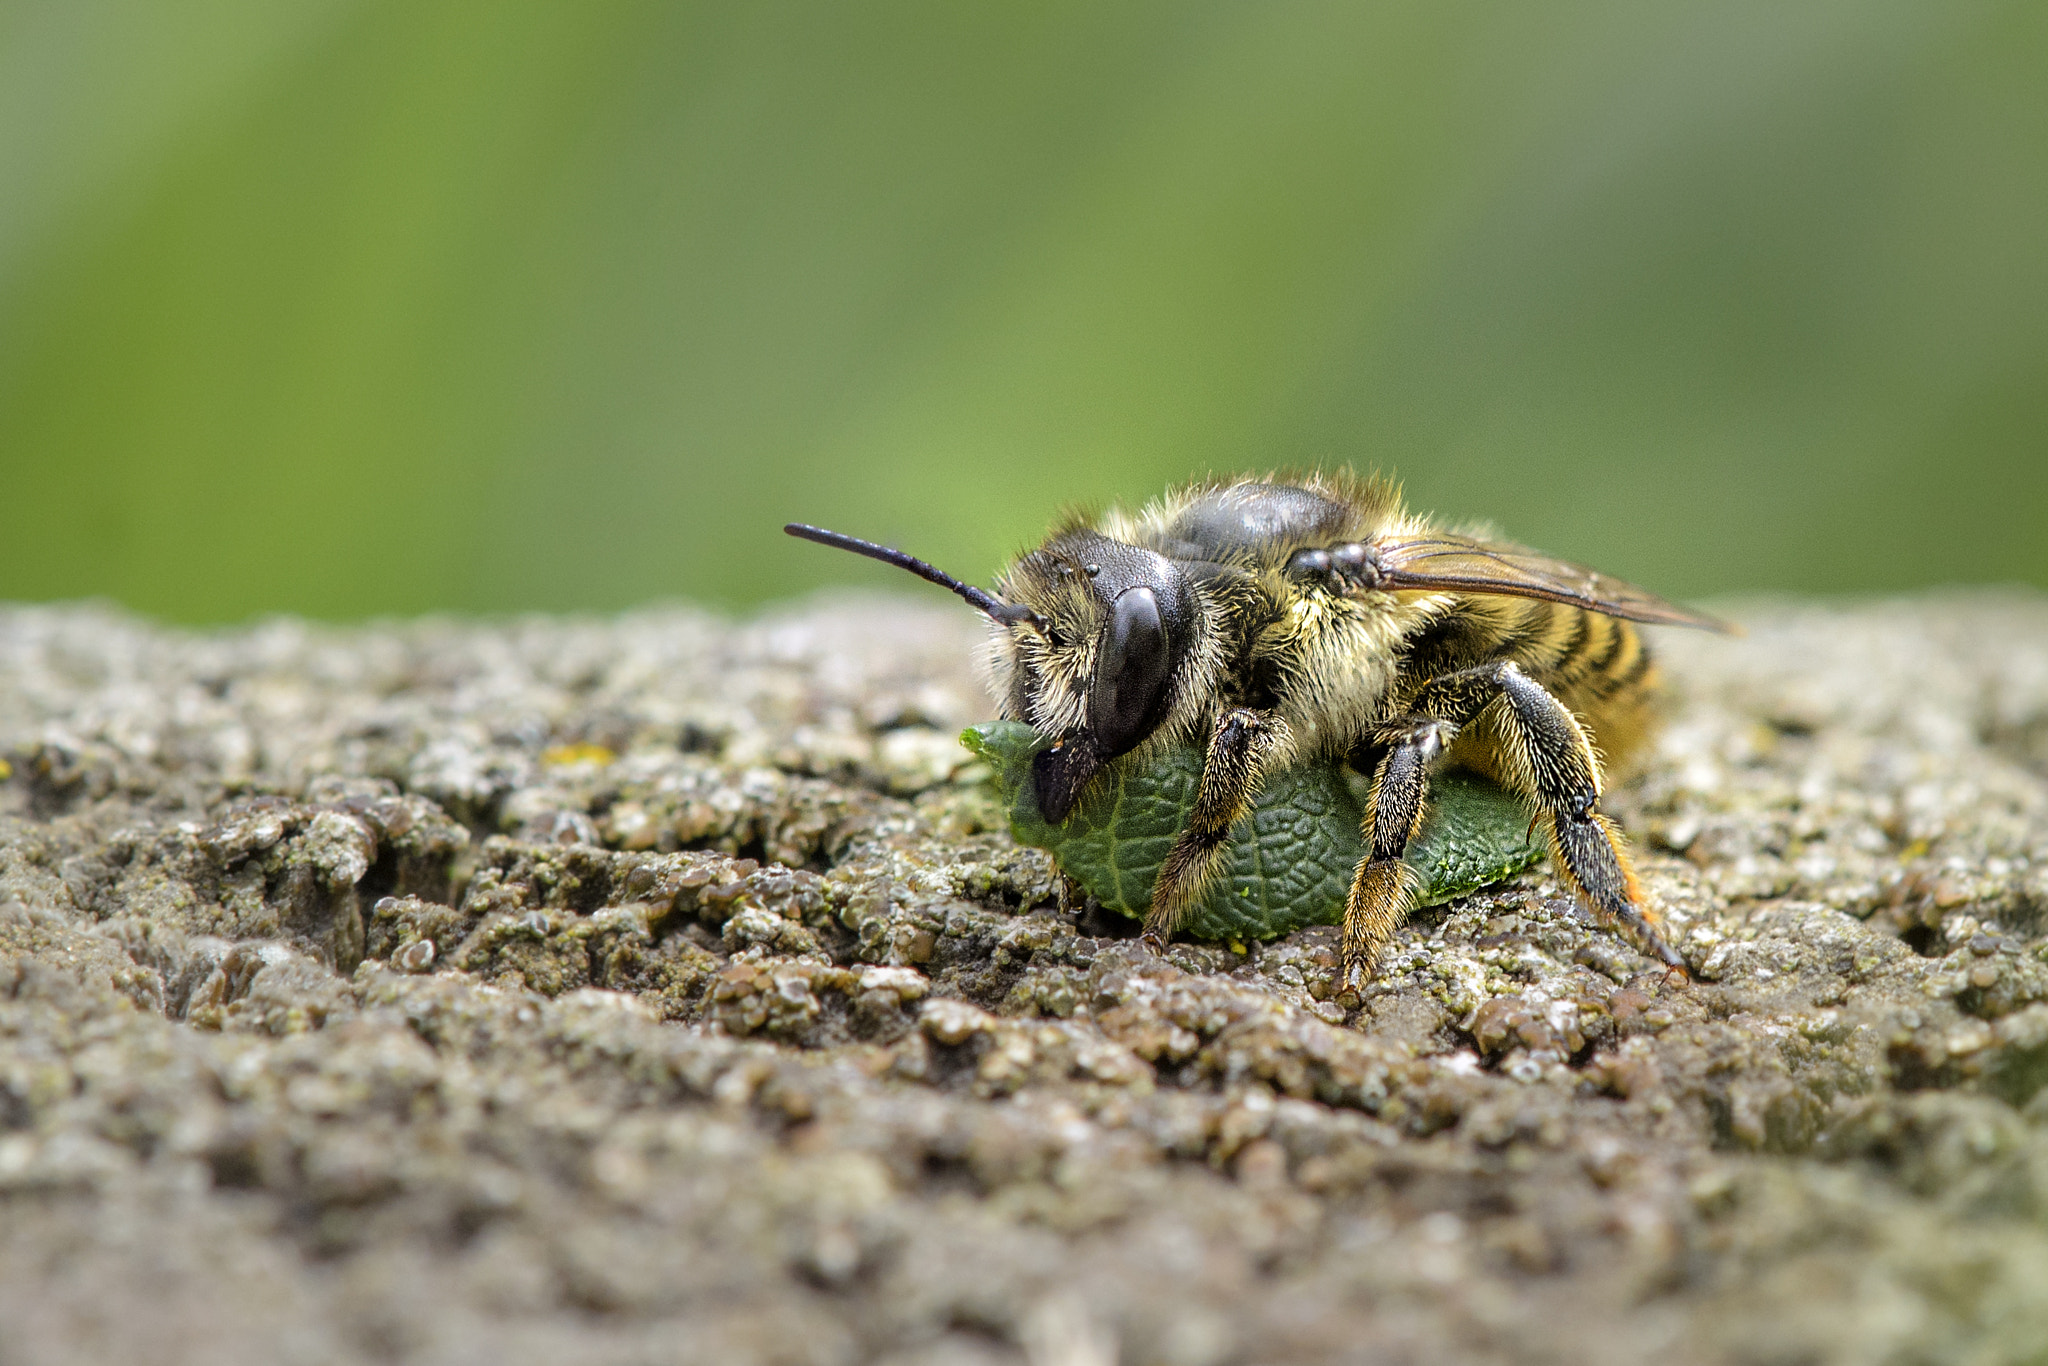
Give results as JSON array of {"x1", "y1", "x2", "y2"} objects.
[
  {"x1": 1340, "y1": 718, "x2": 1457, "y2": 993},
  {"x1": 1139, "y1": 708, "x2": 1290, "y2": 953}
]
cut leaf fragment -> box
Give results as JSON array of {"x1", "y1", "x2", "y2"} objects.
[{"x1": 961, "y1": 720, "x2": 1545, "y2": 942}]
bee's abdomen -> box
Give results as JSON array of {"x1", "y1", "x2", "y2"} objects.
[
  {"x1": 1541, "y1": 608, "x2": 1650, "y2": 696},
  {"x1": 1399, "y1": 598, "x2": 1660, "y2": 714},
  {"x1": 1522, "y1": 604, "x2": 1660, "y2": 766},
  {"x1": 1420, "y1": 599, "x2": 1659, "y2": 768}
]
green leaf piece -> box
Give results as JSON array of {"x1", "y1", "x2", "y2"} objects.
[{"x1": 961, "y1": 721, "x2": 1546, "y2": 942}]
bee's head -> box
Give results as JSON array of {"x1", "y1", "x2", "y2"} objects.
[
  {"x1": 783, "y1": 522, "x2": 1207, "y2": 823},
  {"x1": 987, "y1": 531, "x2": 1207, "y2": 821}
]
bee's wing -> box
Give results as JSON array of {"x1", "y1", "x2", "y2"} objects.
[{"x1": 1371, "y1": 534, "x2": 1736, "y2": 632}]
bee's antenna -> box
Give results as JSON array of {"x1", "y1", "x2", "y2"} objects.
[{"x1": 784, "y1": 523, "x2": 1039, "y2": 626}]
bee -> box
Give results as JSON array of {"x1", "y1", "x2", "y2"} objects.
[{"x1": 786, "y1": 472, "x2": 1730, "y2": 991}]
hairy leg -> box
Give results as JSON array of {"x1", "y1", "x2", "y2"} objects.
[
  {"x1": 1340, "y1": 718, "x2": 1456, "y2": 991},
  {"x1": 1140, "y1": 708, "x2": 1289, "y2": 952},
  {"x1": 1486, "y1": 664, "x2": 1681, "y2": 971},
  {"x1": 1340, "y1": 662, "x2": 1681, "y2": 991}
]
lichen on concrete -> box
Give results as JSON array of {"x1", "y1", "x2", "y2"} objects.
[{"x1": 4, "y1": 591, "x2": 2048, "y2": 1364}]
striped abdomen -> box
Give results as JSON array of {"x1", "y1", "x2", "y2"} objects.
[{"x1": 1399, "y1": 596, "x2": 1663, "y2": 773}]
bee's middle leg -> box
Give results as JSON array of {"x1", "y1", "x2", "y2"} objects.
[
  {"x1": 1340, "y1": 718, "x2": 1455, "y2": 993},
  {"x1": 1140, "y1": 708, "x2": 1288, "y2": 953}
]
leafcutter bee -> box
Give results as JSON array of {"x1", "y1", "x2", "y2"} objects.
[{"x1": 788, "y1": 472, "x2": 1730, "y2": 989}]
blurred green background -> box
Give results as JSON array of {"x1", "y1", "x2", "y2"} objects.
[{"x1": 1, "y1": 0, "x2": 2043, "y2": 623}]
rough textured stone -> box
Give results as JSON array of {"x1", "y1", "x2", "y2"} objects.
[{"x1": 3, "y1": 590, "x2": 2048, "y2": 1365}]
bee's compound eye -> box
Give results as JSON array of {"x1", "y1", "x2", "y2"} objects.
[
  {"x1": 1287, "y1": 548, "x2": 1332, "y2": 577},
  {"x1": 1088, "y1": 586, "x2": 1171, "y2": 758}
]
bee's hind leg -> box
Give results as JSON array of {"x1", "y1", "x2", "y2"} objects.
[
  {"x1": 1140, "y1": 709, "x2": 1289, "y2": 955},
  {"x1": 1486, "y1": 665, "x2": 1685, "y2": 974},
  {"x1": 1340, "y1": 718, "x2": 1456, "y2": 994}
]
